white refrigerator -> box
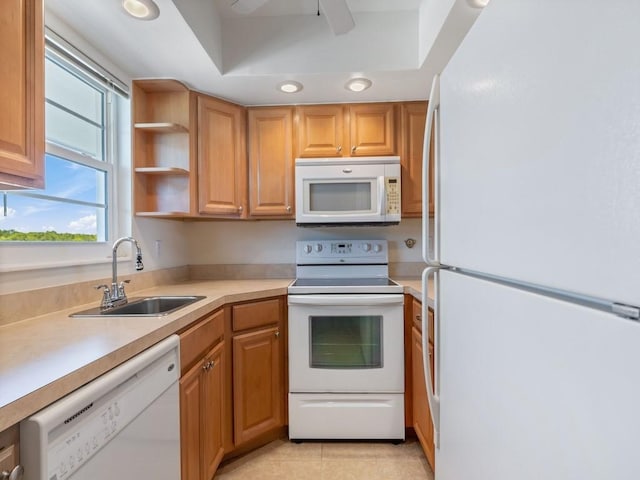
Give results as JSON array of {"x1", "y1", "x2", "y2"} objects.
[{"x1": 421, "y1": 1, "x2": 640, "y2": 479}]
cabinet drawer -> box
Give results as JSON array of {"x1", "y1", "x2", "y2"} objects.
[
  {"x1": 180, "y1": 309, "x2": 224, "y2": 374},
  {"x1": 232, "y1": 298, "x2": 281, "y2": 332}
]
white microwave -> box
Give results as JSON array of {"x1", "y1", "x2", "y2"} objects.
[{"x1": 295, "y1": 156, "x2": 401, "y2": 226}]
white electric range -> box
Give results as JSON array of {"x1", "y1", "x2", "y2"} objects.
[{"x1": 287, "y1": 239, "x2": 405, "y2": 441}]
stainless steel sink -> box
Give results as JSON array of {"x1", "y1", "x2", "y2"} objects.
[{"x1": 71, "y1": 296, "x2": 206, "y2": 317}]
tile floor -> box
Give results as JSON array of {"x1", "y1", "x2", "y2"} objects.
[{"x1": 214, "y1": 438, "x2": 434, "y2": 480}]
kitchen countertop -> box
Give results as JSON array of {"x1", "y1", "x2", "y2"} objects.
[{"x1": 0, "y1": 278, "x2": 428, "y2": 432}]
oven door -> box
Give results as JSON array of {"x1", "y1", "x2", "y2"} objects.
[{"x1": 288, "y1": 294, "x2": 404, "y2": 393}]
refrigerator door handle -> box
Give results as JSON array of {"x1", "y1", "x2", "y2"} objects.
[
  {"x1": 422, "y1": 74, "x2": 441, "y2": 266},
  {"x1": 422, "y1": 266, "x2": 441, "y2": 446}
]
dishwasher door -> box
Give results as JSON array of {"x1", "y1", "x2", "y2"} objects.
[{"x1": 21, "y1": 335, "x2": 181, "y2": 480}]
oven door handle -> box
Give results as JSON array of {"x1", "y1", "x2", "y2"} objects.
[{"x1": 288, "y1": 294, "x2": 404, "y2": 306}]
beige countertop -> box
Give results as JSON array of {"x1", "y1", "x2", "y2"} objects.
[{"x1": 0, "y1": 278, "x2": 427, "y2": 432}]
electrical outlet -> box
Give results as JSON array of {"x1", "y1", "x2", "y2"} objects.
[{"x1": 154, "y1": 240, "x2": 162, "y2": 258}]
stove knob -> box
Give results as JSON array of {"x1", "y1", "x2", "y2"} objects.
[
  {"x1": 314, "y1": 243, "x2": 323, "y2": 253},
  {"x1": 304, "y1": 244, "x2": 312, "y2": 254},
  {"x1": 362, "y1": 243, "x2": 372, "y2": 252},
  {"x1": 373, "y1": 244, "x2": 382, "y2": 253}
]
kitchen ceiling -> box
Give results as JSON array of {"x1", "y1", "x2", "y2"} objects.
[{"x1": 44, "y1": 0, "x2": 479, "y2": 105}]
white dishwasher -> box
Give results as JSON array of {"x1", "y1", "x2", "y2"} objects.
[{"x1": 20, "y1": 335, "x2": 181, "y2": 480}]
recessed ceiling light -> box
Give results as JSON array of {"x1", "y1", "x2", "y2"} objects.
[
  {"x1": 122, "y1": 0, "x2": 160, "y2": 20},
  {"x1": 278, "y1": 81, "x2": 303, "y2": 94},
  {"x1": 345, "y1": 78, "x2": 372, "y2": 92}
]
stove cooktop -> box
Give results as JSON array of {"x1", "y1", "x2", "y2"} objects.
[{"x1": 288, "y1": 277, "x2": 403, "y2": 295}]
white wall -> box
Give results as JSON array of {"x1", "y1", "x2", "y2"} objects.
[
  {"x1": 172, "y1": 0, "x2": 223, "y2": 72},
  {"x1": 186, "y1": 218, "x2": 423, "y2": 265},
  {"x1": 223, "y1": 11, "x2": 418, "y2": 75},
  {"x1": 418, "y1": 0, "x2": 483, "y2": 72}
]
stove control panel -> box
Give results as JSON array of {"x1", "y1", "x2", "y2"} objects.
[{"x1": 296, "y1": 240, "x2": 388, "y2": 264}]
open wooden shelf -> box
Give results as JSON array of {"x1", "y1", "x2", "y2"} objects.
[
  {"x1": 132, "y1": 79, "x2": 196, "y2": 217},
  {"x1": 135, "y1": 211, "x2": 191, "y2": 218},
  {"x1": 135, "y1": 167, "x2": 190, "y2": 176},
  {"x1": 134, "y1": 122, "x2": 188, "y2": 133}
]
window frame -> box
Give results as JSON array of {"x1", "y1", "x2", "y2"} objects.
[{"x1": 0, "y1": 34, "x2": 130, "y2": 272}]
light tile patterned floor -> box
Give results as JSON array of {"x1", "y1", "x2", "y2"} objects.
[{"x1": 214, "y1": 438, "x2": 435, "y2": 480}]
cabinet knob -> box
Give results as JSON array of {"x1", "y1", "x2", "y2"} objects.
[
  {"x1": 275, "y1": 330, "x2": 280, "y2": 338},
  {"x1": 286, "y1": 205, "x2": 291, "y2": 213},
  {"x1": 202, "y1": 360, "x2": 214, "y2": 371},
  {"x1": 237, "y1": 205, "x2": 243, "y2": 213},
  {"x1": 416, "y1": 314, "x2": 421, "y2": 321},
  {"x1": 337, "y1": 146, "x2": 342, "y2": 153},
  {"x1": 1, "y1": 465, "x2": 24, "y2": 480},
  {"x1": 351, "y1": 145, "x2": 356, "y2": 154}
]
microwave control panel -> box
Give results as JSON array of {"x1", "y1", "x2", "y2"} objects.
[{"x1": 385, "y1": 177, "x2": 401, "y2": 215}]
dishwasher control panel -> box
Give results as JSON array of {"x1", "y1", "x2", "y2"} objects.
[{"x1": 47, "y1": 395, "x2": 126, "y2": 479}]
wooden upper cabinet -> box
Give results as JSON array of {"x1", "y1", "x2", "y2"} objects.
[
  {"x1": 296, "y1": 105, "x2": 345, "y2": 157},
  {"x1": 248, "y1": 107, "x2": 294, "y2": 217},
  {"x1": 198, "y1": 95, "x2": 247, "y2": 217},
  {"x1": 400, "y1": 101, "x2": 428, "y2": 217},
  {"x1": 0, "y1": 0, "x2": 44, "y2": 189},
  {"x1": 348, "y1": 103, "x2": 396, "y2": 156}
]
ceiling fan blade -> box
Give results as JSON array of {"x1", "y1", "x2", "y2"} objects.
[
  {"x1": 230, "y1": 0, "x2": 270, "y2": 15},
  {"x1": 319, "y1": 0, "x2": 355, "y2": 35}
]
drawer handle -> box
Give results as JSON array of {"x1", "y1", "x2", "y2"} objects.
[
  {"x1": 351, "y1": 145, "x2": 356, "y2": 154},
  {"x1": 337, "y1": 146, "x2": 342, "y2": 153}
]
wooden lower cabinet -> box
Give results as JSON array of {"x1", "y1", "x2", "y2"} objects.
[
  {"x1": 0, "y1": 425, "x2": 20, "y2": 476},
  {"x1": 180, "y1": 309, "x2": 225, "y2": 480},
  {"x1": 412, "y1": 325, "x2": 435, "y2": 470},
  {"x1": 232, "y1": 325, "x2": 283, "y2": 445},
  {"x1": 180, "y1": 340, "x2": 225, "y2": 480}
]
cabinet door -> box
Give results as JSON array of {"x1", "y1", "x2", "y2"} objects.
[
  {"x1": 0, "y1": 425, "x2": 20, "y2": 476},
  {"x1": 0, "y1": 0, "x2": 44, "y2": 189},
  {"x1": 412, "y1": 326, "x2": 435, "y2": 470},
  {"x1": 248, "y1": 108, "x2": 294, "y2": 217},
  {"x1": 198, "y1": 95, "x2": 247, "y2": 217},
  {"x1": 180, "y1": 359, "x2": 203, "y2": 480},
  {"x1": 180, "y1": 341, "x2": 225, "y2": 480},
  {"x1": 401, "y1": 102, "x2": 428, "y2": 217},
  {"x1": 202, "y1": 341, "x2": 225, "y2": 480},
  {"x1": 233, "y1": 326, "x2": 283, "y2": 446},
  {"x1": 296, "y1": 105, "x2": 345, "y2": 157},
  {"x1": 348, "y1": 103, "x2": 396, "y2": 156}
]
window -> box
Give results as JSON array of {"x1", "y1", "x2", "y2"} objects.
[{"x1": 1, "y1": 45, "x2": 123, "y2": 243}]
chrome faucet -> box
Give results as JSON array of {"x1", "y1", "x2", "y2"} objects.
[{"x1": 96, "y1": 236, "x2": 144, "y2": 309}]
